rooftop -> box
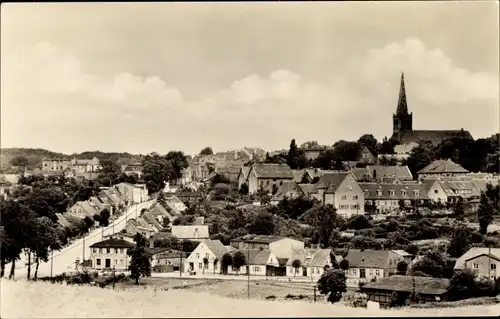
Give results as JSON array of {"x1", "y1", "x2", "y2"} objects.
[
  {"x1": 90, "y1": 238, "x2": 135, "y2": 249},
  {"x1": 417, "y1": 159, "x2": 469, "y2": 175},
  {"x1": 361, "y1": 275, "x2": 450, "y2": 295}
]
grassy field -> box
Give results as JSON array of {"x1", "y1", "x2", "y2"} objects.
[
  {"x1": 2, "y1": 279, "x2": 500, "y2": 318},
  {"x1": 115, "y1": 277, "x2": 325, "y2": 301}
]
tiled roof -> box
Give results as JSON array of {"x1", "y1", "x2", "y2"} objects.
[
  {"x1": 171, "y1": 225, "x2": 209, "y2": 240},
  {"x1": 454, "y1": 247, "x2": 500, "y2": 269},
  {"x1": 286, "y1": 249, "x2": 331, "y2": 267},
  {"x1": 437, "y1": 180, "x2": 481, "y2": 198},
  {"x1": 417, "y1": 159, "x2": 469, "y2": 174},
  {"x1": 344, "y1": 249, "x2": 390, "y2": 268},
  {"x1": 250, "y1": 163, "x2": 294, "y2": 179},
  {"x1": 204, "y1": 240, "x2": 229, "y2": 259},
  {"x1": 90, "y1": 238, "x2": 135, "y2": 249},
  {"x1": 297, "y1": 183, "x2": 318, "y2": 195},
  {"x1": 234, "y1": 249, "x2": 272, "y2": 265},
  {"x1": 234, "y1": 234, "x2": 286, "y2": 244},
  {"x1": 316, "y1": 172, "x2": 350, "y2": 192},
  {"x1": 55, "y1": 213, "x2": 71, "y2": 228},
  {"x1": 272, "y1": 181, "x2": 302, "y2": 201},
  {"x1": 361, "y1": 275, "x2": 450, "y2": 295},
  {"x1": 471, "y1": 179, "x2": 499, "y2": 193},
  {"x1": 142, "y1": 211, "x2": 164, "y2": 231},
  {"x1": 238, "y1": 167, "x2": 251, "y2": 179},
  {"x1": 353, "y1": 165, "x2": 413, "y2": 181},
  {"x1": 360, "y1": 183, "x2": 429, "y2": 200}
]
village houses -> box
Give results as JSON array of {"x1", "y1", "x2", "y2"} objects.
[
  {"x1": 171, "y1": 225, "x2": 210, "y2": 242},
  {"x1": 454, "y1": 247, "x2": 500, "y2": 280},
  {"x1": 229, "y1": 235, "x2": 305, "y2": 260},
  {"x1": 114, "y1": 182, "x2": 149, "y2": 204},
  {"x1": 184, "y1": 240, "x2": 229, "y2": 274},
  {"x1": 226, "y1": 249, "x2": 281, "y2": 276},
  {"x1": 417, "y1": 159, "x2": 470, "y2": 180},
  {"x1": 285, "y1": 248, "x2": 335, "y2": 278},
  {"x1": 245, "y1": 163, "x2": 294, "y2": 194},
  {"x1": 361, "y1": 183, "x2": 429, "y2": 214}
]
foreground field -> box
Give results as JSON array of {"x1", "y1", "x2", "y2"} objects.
[{"x1": 2, "y1": 279, "x2": 499, "y2": 318}]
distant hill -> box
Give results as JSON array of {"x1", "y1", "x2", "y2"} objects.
[{"x1": 0, "y1": 148, "x2": 144, "y2": 173}]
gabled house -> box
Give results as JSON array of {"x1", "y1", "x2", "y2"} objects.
[
  {"x1": 114, "y1": 182, "x2": 149, "y2": 204},
  {"x1": 417, "y1": 159, "x2": 469, "y2": 180},
  {"x1": 185, "y1": 240, "x2": 229, "y2": 274},
  {"x1": 237, "y1": 166, "x2": 251, "y2": 189},
  {"x1": 121, "y1": 163, "x2": 143, "y2": 178},
  {"x1": 360, "y1": 183, "x2": 429, "y2": 214},
  {"x1": 151, "y1": 248, "x2": 186, "y2": 272},
  {"x1": 149, "y1": 202, "x2": 178, "y2": 226},
  {"x1": 343, "y1": 249, "x2": 411, "y2": 287},
  {"x1": 424, "y1": 179, "x2": 481, "y2": 205},
  {"x1": 55, "y1": 213, "x2": 71, "y2": 228},
  {"x1": 246, "y1": 163, "x2": 294, "y2": 194},
  {"x1": 286, "y1": 248, "x2": 333, "y2": 278},
  {"x1": 67, "y1": 200, "x2": 100, "y2": 219},
  {"x1": 227, "y1": 249, "x2": 281, "y2": 276},
  {"x1": 454, "y1": 247, "x2": 500, "y2": 280},
  {"x1": 171, "y1": 225, "x2": 209, "y2": 242},
  {"x1": 124, "y1": 218, "x2": 156, "y2": 239},
  {"x1": 360, "y1": 276, "x2": 451, "y2": 308},
  {"x1": 271, "y1": 181, "x2": 303, "y2": 204},
  {"x1": 72, "y1": 157, "x2": 102, "y2": 173},
  {"x1": 357, "y1": 146, "x2": 377, "y2": 165},
  {"x1": 98, "y1": 188, "x2": 125, "y2": 208},
  {"x1": 229, "y1": 235, "x2": 304, "y2": 259},
  {"x1": 314, "y1": 172, "x2": 365, "y2": 218}
]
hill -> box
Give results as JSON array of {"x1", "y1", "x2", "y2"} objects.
[{"x1": 0, "y1": 148, "x2": 143, "y2": 173}]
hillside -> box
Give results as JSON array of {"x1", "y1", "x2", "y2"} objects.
[
  {"x1": 0, "y1": 148, "x2": 143, "y2": 173},
  {"x1": 2, "y1": 279, "x2": 498, "y2": 318}
]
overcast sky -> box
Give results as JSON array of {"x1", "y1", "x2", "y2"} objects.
[{"x1": 1, "y1": 2, "x2": 499, "y2": 156}]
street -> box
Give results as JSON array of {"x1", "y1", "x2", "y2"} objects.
[{"x1": 10, "y1": 200, "x2": 155, "y2": 279}]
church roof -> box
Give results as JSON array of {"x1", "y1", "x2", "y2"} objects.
[
  {"x1": 396, "y1": 73, "x2": 409, "y2": 115},
  {"x1": 393, "y1": 129, "x2": 473, "y2": 146}
]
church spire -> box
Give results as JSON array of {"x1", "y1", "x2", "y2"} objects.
[{"x1": 396, "y1": 72, "x2": 408, "y2": 115}]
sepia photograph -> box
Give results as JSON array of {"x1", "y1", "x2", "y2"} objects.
[{"x1": 1, "y1": 1, "x2": 499, "y2": 317}]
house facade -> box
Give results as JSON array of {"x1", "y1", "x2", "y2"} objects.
[
  {"x1": 230, "y1": 235, "x2": 305, "y2": 259},
  {"x1": 237, "y1": 167, "x2": 251, "y2": 189},
  {"x1": 226, "y1": 249, "x2": 281, "y2": 276},
  {"x1": 246, "y1": 163, "x2": 294, "y2": 194},
  {"x1": 417, "y1": 159, "x2": 469, "y2": 180},
  {"x1": 122, "y1": 163, "x2": 143, "y2": 178},
  {"x1": 454, "y1": 247, "x2": 500, "y2": 280},
  {"x1": 344, "y1": 249, "x2": 411, "y2": 287},
  {"x1": 185, "y1": 240, "x2": 229, "y2": 274},
  {"x1": 361, "y1": 183, "x2": 429, "y2": 214},
  {"x1": 89, "y1": 238, "x2": 135, "y2": 271},
  {"x1": 67, "y1": 200, "x2": 100, "y2": 219},
  {"x1": 315, "y1": 172, "x2": 365, "y2": 218},
  {"x1": 41, "y1": 158, "x2": 72, "y2": 172},
  {"x1": 71, "y1": 157, "x2": 102, "y2": 173},
  {"x1": 171, "y1": 225, "x2": 209, "y2": 242},
  {"x1": 114, "y1": 182, "x2": 149, "y2": 204},
  {"x1": 285, "y1": 249, "x2": 333, "y2": 278}
]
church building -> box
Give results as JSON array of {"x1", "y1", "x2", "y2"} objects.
[{"x1": 390, "y1": 73, "x2": 472, "y2": 154}]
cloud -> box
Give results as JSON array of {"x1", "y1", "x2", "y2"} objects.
[{"x1": 1, "y1": 38, "x2": 498, "y2": 154}]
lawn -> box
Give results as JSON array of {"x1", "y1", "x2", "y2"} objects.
[
  {"x1": 2, "y1": 279, "x2": 499, "y2": 318},
  {"x1": 115, "y1": 277, "x2": 324, "y2": 301}
]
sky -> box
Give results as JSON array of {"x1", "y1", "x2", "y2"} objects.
[{"x1": 1, "y1": 2, "x2": 499, "y2": 156}]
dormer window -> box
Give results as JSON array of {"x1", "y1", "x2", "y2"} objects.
[
  {"x1": 414, "y1": 190, "x2": 420, "y2": 196},
  {"x1": 389, "y1": 190, "x2": 395, "y2": 196},
  {"x1": 401, "y1": 190, "x2": 407, "y2": 196},
  {"x1": 377, "y1": 190, "x2": 382, "y2": 196},
  {"x1": 364, "y1": 190, "x2": 369, "y2": 196}
]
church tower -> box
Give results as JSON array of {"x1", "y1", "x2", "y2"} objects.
[{"x1": 392, "y1": 73, "x2": 413, "y2": 141}]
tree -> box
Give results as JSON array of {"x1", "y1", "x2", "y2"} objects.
[
  {"x1": 142, "y1": 153, "x2": 172, "y2": 195},
  {"x1": 477, "y1": 184, "x2": 499, "y2": 235},
  {"x1": 317, "y1": 268, "x2": 347, "y2": 303},
  {"x1": 389, "y1": 291, "x2": 408, "y2": 308},
  {"x1": 203, "y1": 257, "x2": 209, "y2": 274},
  {"x1": 411, "y1": 250, "x2": 446, "y2": 278},
  {"x1": 96, "y1": 159, "x2": 122, "y2": 186},
  {"x1": 98, "y1": 208, "x2": 111, "y2": 227},
  {"x1": 404, "y1": 141, "x2": 435, "y2": 178},
  {"x1": 453, "y1": 198, "x2": 466, "y2": 220},
  {"x1": 221, "y1": 253, "x2": 232, "y2": 275},
  {"x1": 347, "y1": 214, "x2": 372, "y2": 230},
  {"x1": 448, "y1": 269, "x2": 479, "y2": 301},
  {"x1": 291, "y1": 259, "x2": 301, "y2": 277},
  {"x1": 447, "y1": 224, "x2": 472, "y2": 258},
  {"x1": 31, "y1": 216, "x2": 63, "y2": 280},
  {"x1": 239, "y1": 183, "x2": 249, "y2": 195},
  {"x1": 199, "y1": 147, "x2": 214, "y2": 156},
  {"x1": 300, "y1": 204, "x2": 339, "y2": 248},
  {"x1": 396, "y1": 260, "x2": 408, "y2": 275},
  {"x1": 127, "y1": 234, "x2": 151, "y2": 285},
  {"x1": 339, "y1": 259, "x2": 349, "y2": 271},
  {"x1": 10, "y1": 155, "x2": 28, "y2": 167},
  {"x1": 247, "y1": 210, "x2": 275, "y2": 235},
  {"x1": 232, "y1": 251, "x2": 246, "y2": 275},
  {"x1": 332, "y1": 140, "x2": 362, "y2": 162},
  {"x1": 358, "y1": 134, "x2": 378, "y2": 157},
  {"x1": 287, "y1": 139, "x2": 300, "y2": 169},
  {"x1": 213, "y1": 257, "x2": 219, "y2": 274}
]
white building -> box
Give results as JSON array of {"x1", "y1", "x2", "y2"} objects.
[
  {"x1": 89, "y1": 238, "x2": 135, "y2": 271},
  {"x1": 184, "y1": 240, "x2": 229, "y2": 274}
]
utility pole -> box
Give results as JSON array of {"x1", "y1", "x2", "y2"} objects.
[
  {"x1": 112, "y1": 265, "x2": 116, "y2": 290},
  {"x1": 179, "y1": 239, "x2": 184, "y2": 278},
  {"x1": 247, "y1": 247, "x2": 250, "y2": 300},
  {"x1": 82, "y1": 234, "x2": 86, "y2": 270},
  {"x1": 314, "y1": 285, "x2": 317, "y2": 303},
  {"x1": 50, "y1": 250, "x2": 54, "y2": 278},
  {"x1": 489, "y1": 247, "x2": 492, "y2": 279}
]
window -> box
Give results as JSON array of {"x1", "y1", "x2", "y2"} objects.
[
  {"x1": 401, "y1": 190, "x2": 407, "y2": 196},
  {"x1": 353, "y1": 195, "x2": 358, "y2": 200},
  {"x1": 377, "y1": 190, "x2": 382, "y2": 196},
  {"x1": 196, "y1": 253, "x2": 200, "y2": 259},
  {"x1": 364, "y1": 190, "x2": 369, "y2": 196},
  {"x1": 92, "y1": 248, "x2": 97, "y2": 254},
  {"x1": 473, "y1": 263, "x2": 479, "y2": 269},
  {"x1": 199, "y1": 263, "x2": 203, "y2": 269},
  {"x1": 340, "y1": 205, "x2": 348, "y2": 209},
  {"x1": 266, "y1": 181, "x2": 270, "y2": 186},
  {"x1": 115, "y1": 259, "x2": 118, "y2": 265},
  {"x1": 280, "y1": 181, "x2": 283, "y2": 186},
  {"x1": 341, "y1": 195, "x2": 347, "y2": 200},
  {"x1": 205, "y1": 253, "x2": 209, "y2": 259},
  {"x1": 115, "y1": 248, "x2": 118, "y2": 254},
  {"x1": 389, "y1": 190, "x2": 395, "y2": 196},
  {"x1": 491, "y1": 264, "x2": 497, "y2": 270},
  {"x1": 351, "y1": 204, "x2": 359, "y2": 209},
  {"x1": 99, "y1": 248, "x2": 102, "y2": 253},
  {"x1": 120, "y1": 248, "x2": 123, "y2": 254},
  {"x1": 434, "y1": 189, "x2": 438, "y2": 194},
  {"x1": 254, "y1": 266, "x2": 260, "y2": 272},
  {"x1": 96, "y1": 258, "x2": 101, "y2": 266},
  {"x1": 368, "y1": 269, "x2": 374, "y2": 276},
  {"x1": 106, "y1": 248, "x2": 110, "y2": 254},
  {"x1": 120, "y1": 259, "x2": 124, "y2": 265},
  {"x1": 375, "y1": 269, "x2": 380, "y2": 276}
]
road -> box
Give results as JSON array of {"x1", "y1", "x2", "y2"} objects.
[{"x1": 11, "y1": 199, "x2": 156, "y2": 279}]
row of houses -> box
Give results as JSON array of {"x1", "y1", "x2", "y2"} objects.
[
  {"x1": 61, "y1": 182, "x2": 149, "y2": 223},
  {"x1": 233, "y1": 160, "x2": 498, "y2": 218}
]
